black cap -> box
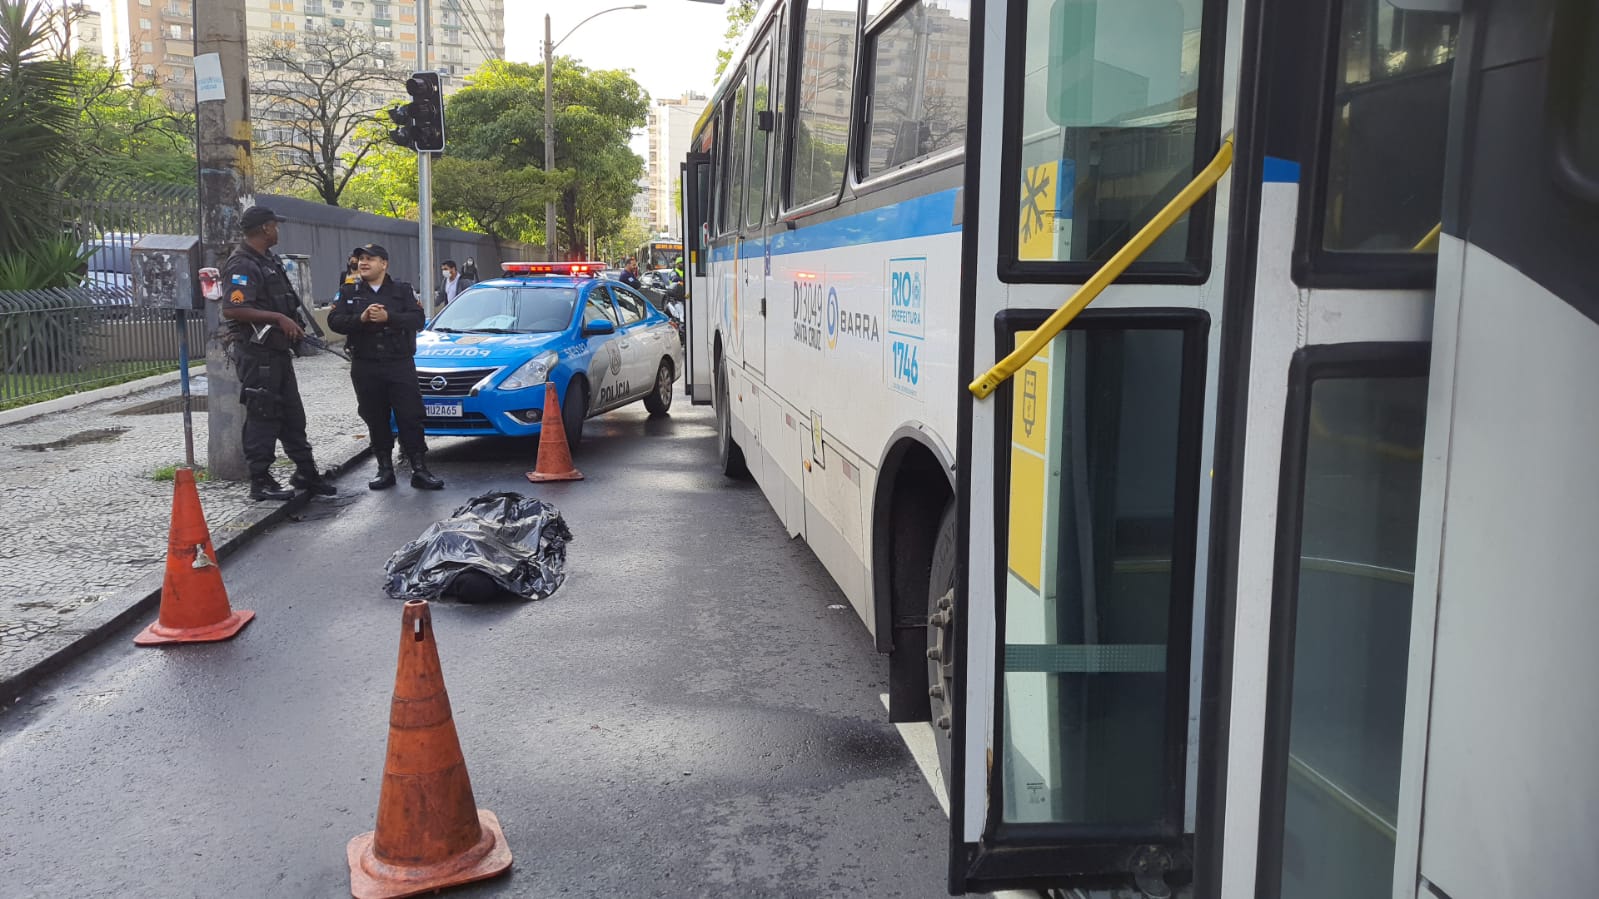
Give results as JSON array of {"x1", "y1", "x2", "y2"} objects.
[
  {"x1": 353, "y1": 243, "x2": 390, "y2": 260},
  {"x1": 239, "y1": 205, "x2": 286, "y2": 231}
]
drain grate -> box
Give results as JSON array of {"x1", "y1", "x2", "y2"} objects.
[
  {"x1": 114, "y1": 395, "x2": 209, "y2": 416},
  {"x1": 16, "y1": 427, "x2": 130, "y2": 451}
]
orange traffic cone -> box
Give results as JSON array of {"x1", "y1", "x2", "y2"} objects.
[
  {"x1": 347, "y1": 600, "x2": 512, "y2": 899},
  {"x1": 133, "y1": 467, "x2": 254, "y2": 646},
  {"x1": 525, "y1": 381, "x2": 582, "y2": 482}
]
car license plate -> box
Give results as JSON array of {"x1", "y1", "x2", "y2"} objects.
[{"x1": 424, "y1": 401, "x2": 462, "y2": 418}]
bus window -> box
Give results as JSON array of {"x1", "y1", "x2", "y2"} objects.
[
  {"x1": 720, "y1": 73, "x2": 749, "y2": 235},
  {"x1": 1552, "y1": 0, "x2": 1599, "y2": 199},
  {"x1": 746, "y1": 38, "x2": 775, "y2": 227},
  {"x1": 1258, "y1": 349, "x2": 1428, "y2": 898},
  {"x1": 1010, "y1": 0, "x2": 1211, "y2": 267},
  {"x1": 999, "y1": 314, "x2": 1205, "y2": 829},
  {"x1": 788, "y1": 0, "x2": 859, "y2": 210},
  {"x1": 861, "y1": 0, "x2": 971, "y2": 178},
  {"x1": 1318, "y1": 0, "x2": 1456, "y2": 255},
  {"x1": 1575, "y1": 16, "x2": 1599, "y2": 176}
]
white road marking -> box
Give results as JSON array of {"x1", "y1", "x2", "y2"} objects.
[
  {"x1": 880, "y1": 693, "x2": 950, "y2": 818},
  {"x1": 879, "y1": 694, "x2": 1038, "y2": 899}
]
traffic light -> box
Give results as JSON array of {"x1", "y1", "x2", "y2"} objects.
[{"x1": 388, "y1": 71, "x2": 445, "y2": 153}]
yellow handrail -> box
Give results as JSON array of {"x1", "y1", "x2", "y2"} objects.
[
  {"x1": 968, "y1": 135, "x2": 1236, "y2": 400},
  {"x1": 1411, "y1": 222, "x2": 1442, "y2": 253}
]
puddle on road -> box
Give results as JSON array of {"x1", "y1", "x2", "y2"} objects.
[
  {"x1": 114, "y1": 395, "x2": 209, "y2": 416},
  {"x1": 14, "y1": 428, "x2": 129, "y2": 451}
]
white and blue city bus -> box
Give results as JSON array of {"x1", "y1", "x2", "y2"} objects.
[{"x1": 683, "y1": 0, "x2": 1599, "y2": 895}]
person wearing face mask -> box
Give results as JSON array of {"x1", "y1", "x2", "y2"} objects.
[
  {"x1": 435, "y1": 259, "x2": 474, "y2": 309},
  {"x1": 327, "y1": 244, "x2": 444, "y2": 491}
]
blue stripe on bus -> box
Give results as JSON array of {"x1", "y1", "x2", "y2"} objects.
[
  {"x1": 709, "y1": 189, "x2": 962, "y2": 263},
  {"x1": 1263, "y1": 156, "x2": 1301, "y2": 183}
]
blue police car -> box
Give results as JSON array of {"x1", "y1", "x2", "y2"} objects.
[{"x1": 413, "y1": 261, "x2": 683, "y2": 447}]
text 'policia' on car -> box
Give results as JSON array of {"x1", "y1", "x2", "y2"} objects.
[{"x1": 412, "y1": 260, "x2": 684, "y2": 448}]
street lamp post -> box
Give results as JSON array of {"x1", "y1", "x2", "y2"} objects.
[{"x1": 545, "y1": 4, "x2": 646, "y2": 261}]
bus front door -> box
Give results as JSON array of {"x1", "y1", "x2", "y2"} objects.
[{"x1": 682, "y1": 153, "x2": 713, "y2": 404}]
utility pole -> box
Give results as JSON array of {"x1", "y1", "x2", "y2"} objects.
[
  {"x1": 417, "y1": 0, "x2": 434, "y2": 317},
  {"x1": 195, "y1": 0, "x2": 251, "y2": 481},
  {"x1": 544, "y1": 14, "x2": 556, "y2": 262}
]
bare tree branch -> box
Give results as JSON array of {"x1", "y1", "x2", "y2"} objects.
[{"x1": 250, "y1": 25, "x2": 397, "y2": 206}]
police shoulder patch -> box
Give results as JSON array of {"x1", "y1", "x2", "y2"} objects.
[
  {"x1": 231, "y1": 274, "x2": 249, "y2": 286},
  {"x1": 229, "y1": 289, "x2": 246, "y2": 305}
]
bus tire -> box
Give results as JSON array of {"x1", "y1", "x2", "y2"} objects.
[
  {"x1": 716, "y1": 362, "x2": 749, "y2": 479},
  {"x1": 927, "y1": 499, "x2": 957, "y2": 783}
]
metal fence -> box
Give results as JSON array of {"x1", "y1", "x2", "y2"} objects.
[
  {"x1": 0, "y1": 288, "x2": 207, "y2": 409},
  {"x1": 59, "y1": 180, "x2": 199, "y2": 296}
]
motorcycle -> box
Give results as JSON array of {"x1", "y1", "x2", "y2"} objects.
[{"x1": 662, "y1": 281, "x2": 686, "y2": 350}]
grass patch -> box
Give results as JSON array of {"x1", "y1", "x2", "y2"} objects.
[
  {"x1": 152, "y1": 464, "x2": 209, "y2": 482},
  {"x1": 0, "y1": 361, "x2": 205, "y2": 412}
]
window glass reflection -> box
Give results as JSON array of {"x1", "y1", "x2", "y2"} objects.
[
  {"x1": 1272, "y1": 373, "x2": 1427, "y2": 897},
  {"x1": 1321, "y1": 0, "x2": 1457, "y2": 253},
  {"x1": 1013, "y1": 0, "x2": 1207, "y2": 264},
  {"x1": 1001, "y1": 325, "x2": 1188, "y2": 825}
]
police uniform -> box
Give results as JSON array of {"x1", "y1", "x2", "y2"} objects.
[
  {"x1": 326, "y1": 245, "x2": 439, "y2": 489},
  {"x1": 221, "y1": 209, "x2": 323, "y2": 491}
]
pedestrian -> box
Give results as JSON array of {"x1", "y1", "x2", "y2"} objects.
[
  {"x1": 331, "y1": 251, "x2": 359, "y2": 303},
  {"x1": 327, "y1": 243, "x2": 445, "y2": 491},
  {"x1": 220, "y1": 205, "x2": 337, "y2": 502},
  {"x1": 460, "y1": 257, "x2": 479, "y2": 281},
  {"x1": 435, "y1": 259, "x2": 474, "y2": 308},
  {"x1": 619, "y1": 257, "x2": 642, "y2": 289}
]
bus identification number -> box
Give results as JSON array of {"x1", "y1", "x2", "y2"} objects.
[{"x1": 887, "y1": 256, "x2": 927, "y2": 398}]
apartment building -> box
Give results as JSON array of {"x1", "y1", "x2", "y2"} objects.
[
  {"x1": 92, "y1": 0, "x2": 505, "y2": 106},
  {"x1": 645, "y1": 93, "x2": 706, "y2": 238}
]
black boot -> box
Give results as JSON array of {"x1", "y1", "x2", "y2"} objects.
[
  {"x1": 249, "y1": 474, "x2": 294, "y2": 502},
  {"x1": 290, "y1": 468, "x2": 337, "y2": 496},
  {"x1": 408, "y1": 452, "x2": 444, "y2": 490},
  {"x1": 368, "y1": 451, "x2": 396, "y2": 490}
]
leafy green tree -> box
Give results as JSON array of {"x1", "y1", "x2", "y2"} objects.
[
  {"x1": 432, "y1": 156, "x2": 559, "y2": 244},
  {"x1": 444, "y1": 58, "x2": 647, "y2": 256},
  {"x1": 0, "y1": 0, "x2": 76, "y2": 256},
  {"x1": 62, "y1": 56, "x2": 195, "y2": 185},
  {"x1": 714, "y1": 0, "x2": 759, "y2": 80},
  {"x1": 337, "y1": 117, "x2": 419, "y2": 218}
]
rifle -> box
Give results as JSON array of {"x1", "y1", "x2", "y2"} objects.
[
  {"x1": 292, "y1": 286, "x2": 352, "y2": 361},
  {"x1": 250, "y1": 322, "x2": 351, "y2": 362}
]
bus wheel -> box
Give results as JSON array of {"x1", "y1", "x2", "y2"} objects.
[
  {"x1": 716, "y1": 363, "x2": 749, "y2": 479},
  {"x1": 927, "y1": 500, "x2": 957, "y2": 783}
]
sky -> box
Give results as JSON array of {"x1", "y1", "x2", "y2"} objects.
[{"x1": 503, "y1": 1, "x2": 735, "y2": 109}]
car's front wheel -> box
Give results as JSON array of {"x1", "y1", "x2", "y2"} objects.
[
  {"x1": 560, "y1": 378, "x2": 587, "y2": 451},
  {"x1": 643, "y1": 358, "x2": 673, "y2": 416}
]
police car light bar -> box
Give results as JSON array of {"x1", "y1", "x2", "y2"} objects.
[{"x1": 501, "y1": 261, "x2": 602, "y2": 277}]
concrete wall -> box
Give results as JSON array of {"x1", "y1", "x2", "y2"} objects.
[{"x1": 260, "y1": 194, "x2": 540, "y2": 306}]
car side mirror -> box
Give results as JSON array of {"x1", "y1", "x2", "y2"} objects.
[{"x1": 582, "y1": 318, "x2": 616, "y2": 336}]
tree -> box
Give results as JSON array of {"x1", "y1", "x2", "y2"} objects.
[
  {"x1": 339, "y1": 118, "x2": 419, "y2": 219},
  {"x1": 432, "y1": 157, "x2": 557, "y2": 244},
  {"x1": 714, "y1": 0, "x2": 758, "y2": 80},
  {"x1": 251, "y1": 27, "x2": 396, "y2": 206},
  {"x1": 442, "y1": 58, "x2": 647, "y2": 256},
  {"x1": 61, "y1": 56, "x2": 195, "y2": 186},
  {"x1": 0, "y1": 0, "x2": 75, "y2": 256}
]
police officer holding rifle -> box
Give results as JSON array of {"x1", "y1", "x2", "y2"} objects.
[
  {"x1": 327, "y1": 244, "x2": 444, "y2": 491},
  {"x1": 220, "y1": 205, "x2": 337, "y2": 502}
]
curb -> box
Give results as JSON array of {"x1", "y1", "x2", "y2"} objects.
[
  {"x1": 0, "y1": 444, "x2": 372, "y2": 709},
  {"x1": 0, "y1": 366, "x2": 205, "y2": 428}
]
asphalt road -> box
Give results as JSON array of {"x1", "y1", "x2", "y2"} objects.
[{"x1": 0, "y1": 392, "x2": 965, "y2": 898}]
